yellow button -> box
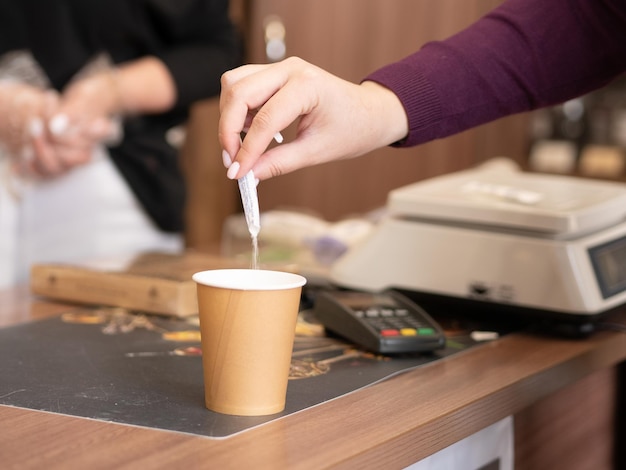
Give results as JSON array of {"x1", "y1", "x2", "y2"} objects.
[{"x1": 401, "y1": 328, "x2": 417, "y2": 336}]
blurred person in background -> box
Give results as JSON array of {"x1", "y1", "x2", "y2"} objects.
[{"x1": 0, "y1": 0, "x2": 241, "y2": 287}]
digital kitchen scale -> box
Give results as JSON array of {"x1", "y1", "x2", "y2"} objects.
[{"x1": 330, "y1": 159, "x2": 626, "y2": 324}]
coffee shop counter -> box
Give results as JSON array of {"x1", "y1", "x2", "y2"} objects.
[{"x1": 1, "y1": 285, "x2": 624, "y2": 469}]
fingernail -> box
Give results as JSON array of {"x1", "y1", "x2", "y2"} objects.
[
  {"x1": 226, "y1": 161, "x2": 240, "y2": 180},
  {"x1": 49, "y1": 114, "x2": 69, "y2": 135},
  {"x1": 28, "y1": 118, "x2": 43, "y2": 137},
  {"x1": 222, "y1": 149, "x2": 232, "y2": 168},
  {"x1": 274, "y1": 132, "x2": 284, "y2": 144}
]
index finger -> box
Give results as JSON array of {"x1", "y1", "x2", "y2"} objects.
[
  {"x1": 219, "y1": 58, "x2": 319, "y2": 179},
  {"x1": 219, "y1": 64, "x2": 274, "y2": 166}
]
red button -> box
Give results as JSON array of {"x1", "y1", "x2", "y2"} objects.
[{"x1": 381, "y1": 329, "x2": 399, "y2": 337}]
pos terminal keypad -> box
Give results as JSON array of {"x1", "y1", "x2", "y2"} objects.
[{"x1": 313, "y1": 290, "x2": 446, "y2": 354}]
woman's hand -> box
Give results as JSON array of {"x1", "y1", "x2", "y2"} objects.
[
  {"x1": 39, "y1": 56, "x2": 177, "y2": 178},
  {"x1": 219, "y1": 56, "x2": 409, "y2": 181},
  {"x1": 0, "y1": 82, "x2": 58, "y2": 161},
  {"x1": 39, "y1": 70, "x2": 123, "y2": 173}
]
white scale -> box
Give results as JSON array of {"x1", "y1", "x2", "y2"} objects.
[{"x1": 331, "y1": 159, "x2": 626, "y2": 318}]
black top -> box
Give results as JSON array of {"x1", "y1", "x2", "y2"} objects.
[{"x1": 0, "y1": 0, "x2": 242, "y2": 231}]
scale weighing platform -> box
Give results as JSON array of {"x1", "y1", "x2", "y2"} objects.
[{"x1": 330, "y1": 159, "x2": 626, "y2": 327}]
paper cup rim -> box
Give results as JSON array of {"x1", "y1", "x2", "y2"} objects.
[{"x1": 192, "y1": 269, "x2": 306, "y2": 291}]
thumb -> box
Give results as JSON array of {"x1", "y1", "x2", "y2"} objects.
[{"x1": 251, "y1": 136, "x2": 321, "y2": 180}]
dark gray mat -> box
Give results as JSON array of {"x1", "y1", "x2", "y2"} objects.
[{"x1": 0, "y1": 307, "x2": 478, "y2": 438}]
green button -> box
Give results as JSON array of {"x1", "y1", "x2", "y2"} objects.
[{"x1": 417, "y1": 327, "x2": 434, "y2": 335}]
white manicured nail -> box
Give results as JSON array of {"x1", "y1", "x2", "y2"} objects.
[
  {"x1": 222, "y1": 149, "x2": 232, "y2": 168},
  {"x1": 49, "y1": 114, "x2": 69, "y2": 135},
  {"x1": 226, "y1": 161, "x2": 240, "y2": 180}
]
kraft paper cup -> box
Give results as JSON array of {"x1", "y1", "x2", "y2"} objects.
[{"x1": 193, "y1": 269, "x2": 306, "y2": 416}]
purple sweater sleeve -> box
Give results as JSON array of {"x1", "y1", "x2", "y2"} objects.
[{"x1": 365, "y1": 0, "x2": 626, "y2": 147}]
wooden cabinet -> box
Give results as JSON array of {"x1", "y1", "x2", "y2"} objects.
[
  {"x1": 181, "y1": 98, "x2": 239, "y2": 250},
  {"x1": 243, "y1": 0, "x2": 531, "y2": 221}
]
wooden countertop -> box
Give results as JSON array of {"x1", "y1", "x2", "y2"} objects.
[{"x1": 1, "y1": 286, "x2": 625, "y2": 469}]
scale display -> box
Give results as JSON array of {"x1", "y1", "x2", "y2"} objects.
[{"x1": 589, "y1": 235, "x2": 626, "y2": 299}]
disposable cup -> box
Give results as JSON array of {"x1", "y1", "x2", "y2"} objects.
[{"x1": 192, "y1": 269, "x2": 306, "y2": 416}]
